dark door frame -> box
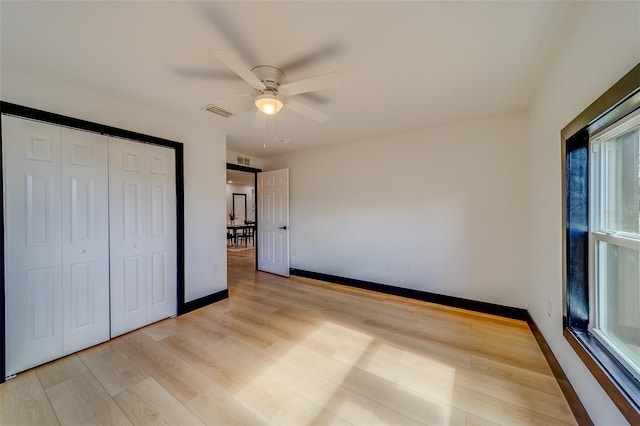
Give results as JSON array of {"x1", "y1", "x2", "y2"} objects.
[
  {"x1": 232, "y1": 193, "x2": 247, "y2": 222},
  {"x1": 226, "y1": 162, "x2": 261, "y2": 267}
]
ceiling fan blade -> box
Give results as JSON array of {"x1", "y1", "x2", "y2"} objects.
[
  {"x1": 212, "y1": 49, "x2": 265, "y2": 91},
  {"x1": 211, "y1": 94, "x2": 253, "y2": 99},
  {"x1": 278, "y1": 42, "x2": 344, "y2": 73},
  {"x1": 198, "y1": 3, "x2": 260, "y2": 66},
  {"x1": 299, "y1": 92, "x2": 330, "y2": 105},
  {"x1": 285, "y1": 99, "x2": 330, "y2": 123},
  {"x1": 172, "y1": 67, "x2": 239, "y2": 81},
  {"x1": 279, "y1": 72, "x2": 340, "y2": 97}
]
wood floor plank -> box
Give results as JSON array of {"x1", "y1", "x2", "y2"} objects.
[
  {"x1": 79, "y1": 343, "x2": 149, "y2": 396},
  {"x1": 310, "y1": 386, "x2": 378, "y2": 425},
  {"x1": 366, "y1": 402, "x2": 429, "y2": 426},
  {"x1": 449, "y1": 384, "x2": 576, "y2": 426},
  {"x1": 355, "y1": 319, "x2": 474, "y2": 368},
  {"x1": 161, "y1": 331, "x2": 353, "y2": 425},
  {"x1": 46, "y1": 371, "x2": 131, "y2": 425},
  {"x1": 159, "y1": 329, "x2": 319, "y2": 424},
  {"x1": 35, "y1": 354, "x2": 88, "y2": 390},
  {"x1": 217, "y1": 335, "x2": 355, "y2": 416},
  {"x1": 0, "y1": 370, "x2": 59, "y2": 426},
  {"x1": 172, "y1": 311, "x2": 227, "y2": 344},
  {"x1": 159, "y1": 332, "x2": 252, "y2": 392},
  {"x1": 272, "y1": 396, "x2": 352, "y2": 426},
  {"x1": 113, "y1": 377, "x2": 203, "y2": 425},
  {"x1": 140, "y1": 317, "x2": 179, "y2": 342},
  {"x1": 194, "y1": 307, "x2": 280, "y2": 350},
  {"x1": 111, "y1": 331, "x2": 213, "y2": 404},
  {"x1": 465, "y1": 412, "x2": 501, "y2": 426},
  {"x1": 393, "y1": 356, "x2": 575, "y2": 424},
  {"x1": 186, "y1": 381, "x2": 276, "y2": 426},
  {"x1": 470, "y1": 355, "x2": 559, "y2": 394}
]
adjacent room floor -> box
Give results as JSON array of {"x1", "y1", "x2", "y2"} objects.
[{"x1": 0, "y1": 248, "x2": 577, "y2": 425}]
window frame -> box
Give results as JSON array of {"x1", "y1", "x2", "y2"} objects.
[
  {"x1": 588, "y1": 113, "x2": 640, "y2": 380},
  {"x1": 562, "y1": 63, "x2": 640, "y2": 424}
]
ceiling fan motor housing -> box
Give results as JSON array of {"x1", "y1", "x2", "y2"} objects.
[{"x1": 252, "y1": 65, "x2": 285, "y2": 94}]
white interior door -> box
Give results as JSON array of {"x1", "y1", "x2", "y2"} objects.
[
  {"x1": 233, "y1": 193, "x2": 247, "y2": 224},
  {"x1": 109, "y1": 138, "x2": 148, "y2": 337},
  {"x1": 3, "y1": 116, "x2": 64, "y2": 376},
  {"x1": 109, "y1": 138, "x2": 176, "y2": 337},
  {"x1": 145, "y1": 144, "x2": 177, "y2": 324},
  {"x1": 60, "y1": 128, "x2": 110, "y2": 354},
  {"x1": 257, "y1": 169, "x2": 289, "y2": 276}
]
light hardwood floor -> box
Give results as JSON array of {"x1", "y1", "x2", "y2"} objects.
[{"x1": 1, "y1": 248, "x2": 577, "y2": 425}]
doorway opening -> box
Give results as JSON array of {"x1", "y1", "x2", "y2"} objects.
[{"x1": 226, "y1": 163, "x2": 260, "y2": 284}]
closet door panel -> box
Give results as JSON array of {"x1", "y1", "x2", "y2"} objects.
[
  {"x1": 109, "y1": 138, "x2": 148, "y2": 337},
  {"x1": 61, "y1": 128, "x2": 110, "y2": 354},
  {"x1": 3, "y1": 116, "x2": 63, "y2": 376},
  {"x1": 146, "y1": 145, "x2": 177, "y2": 323}
]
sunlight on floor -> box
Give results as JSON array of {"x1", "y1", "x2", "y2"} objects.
[{"x1": 236, "y1": 320, "x2": 457, "y2": 424}]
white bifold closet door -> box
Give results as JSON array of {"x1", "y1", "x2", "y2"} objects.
[
  {"x1": 3, "y1": 116, "x2": 110, "y2": 376},
  {"x1": 108, "y1": 138, "x2": 177, "y2": 337},
  {"x1": 61, "y1": 128, "x2": 110, "y2": 353}
]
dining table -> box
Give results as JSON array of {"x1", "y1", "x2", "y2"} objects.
[{"x1": 227, "y1": 223, "x2": 255, "y2": 247}]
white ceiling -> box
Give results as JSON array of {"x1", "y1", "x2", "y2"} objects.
[
  {"x1": 0, "y1": 1, "x2": 582, "y2": 158},
  {"x1": 227, "y1": 169, "x2": 255, "y2": 187}
]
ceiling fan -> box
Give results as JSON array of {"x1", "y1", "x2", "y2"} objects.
[{"x1": 210, "y1": 49, "x2": 340, "y2": 122}]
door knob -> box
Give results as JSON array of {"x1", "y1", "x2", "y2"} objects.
[
  {"x1": 278, "y1": 226, "x2": 288, "y2": 230},
  {"x1": 131, "y1": 243, "x2": 137, "y2": 248},
  {"x1": 79, "y1": 248, "x2": 86, "y2": 254}
]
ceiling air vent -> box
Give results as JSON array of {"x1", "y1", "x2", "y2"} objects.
[{"x1": 202, "y1": 104, "x2": 232, "y2": 118}]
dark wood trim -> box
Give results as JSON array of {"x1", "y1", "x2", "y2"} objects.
[
  {"x1": 0, "y1": 111, "x2": 5, "y2": 383},
  {"x1": 179, "y1": 289, "x2": 229, "y2": 315},
  {"x1": 174, "y1": 143, "x2": 186, "y2": 316},
  {"x1": 254, "y1": 172, "x2": 259, "y2": 266},
  {"x1": 0, "y1": 101, "x2": 189, "y2": 382},
  {"x1": 564, "y1": 328, "x2": 640, "y2": 424},
  {"x1": 561, "y1": 63, "x2": 640, "y2": 141},
  {"x1": 527, "y1": 315, "x2": 593, "y2": 425},
  {"x1": 226, "y1": 162, "x2": 262, "y2": 174},
  {"x1": 289, "y1": 268, "x2": 529, "y2": 321}
]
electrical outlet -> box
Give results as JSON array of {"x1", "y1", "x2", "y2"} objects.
[
  {"x1": 409, "y1": 261, "x2": 416, "y2": 271},
  {"x1": 386, "y1": 262, "x2": 392, "y2": 272},
  {"x1": 214, "y1": 263, "x2": 219, "y2": 274},
  {"x1": 547, "y1": 300, "x2": 552, "y2": 317}
]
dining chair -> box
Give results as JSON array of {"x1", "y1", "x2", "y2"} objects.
[{"x1": 237, "y1": 224, "x2": 254, "y2": 246}]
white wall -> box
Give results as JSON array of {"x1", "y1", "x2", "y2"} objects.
[
  {"x1": 0, "y1": 62, "x2": 229, "y2": 302},
  {"x1": 226, "y1": 150, "x2": 265, "y2": 170},
  {"x1": 265, "y1": 111, "x2": 530, "y2": 308},
  {"x1": 226, "y1": 183, "x2": 255, "y2": 223},
  {"x1": 528, "y1": 2, "x2": 640, "y2": 425}
]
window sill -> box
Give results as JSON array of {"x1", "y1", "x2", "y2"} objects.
[{"x1": 564, "y1": 325, "x2": 640, "y2": 423}]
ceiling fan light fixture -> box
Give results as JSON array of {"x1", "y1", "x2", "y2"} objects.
[{"x1": 255, "y1": 94, "x2": 284, "y2": 115}]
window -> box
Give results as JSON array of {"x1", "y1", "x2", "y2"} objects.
[
  {"x1": 590, "y1": 110, "x2": 640, "y2": 380},
  {"x1": 562, "y1": 63, "x2": 640, "y2": 424}
]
